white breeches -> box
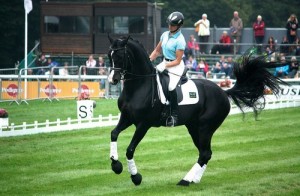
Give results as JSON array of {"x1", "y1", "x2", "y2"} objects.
[{"x1": 164, "y1": 60, "x2": 185, "y2": 91}]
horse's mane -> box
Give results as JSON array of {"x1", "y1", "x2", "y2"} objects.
[{"x1": 125, "y1": 36, "x2": 153, "y2": 67}]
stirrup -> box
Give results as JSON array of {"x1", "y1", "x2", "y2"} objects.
[{"x1": 166, "y1": 116, "x2": 177, "y2": 127}]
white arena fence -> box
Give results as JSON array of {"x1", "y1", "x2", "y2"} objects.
[{"x1": 0, "y1": 69, "x2": 300, "y2": 137}]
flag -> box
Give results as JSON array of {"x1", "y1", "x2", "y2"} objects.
[{"x1": 24, "y1": 0, "x2": 32, "y2": 14}]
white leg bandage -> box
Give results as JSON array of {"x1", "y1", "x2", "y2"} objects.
[
  {"x1": 193, "y1": 164, "x2": 207, "y2": 183},
  {"x1": 183, "y1": 163, "x2": 201, "y2": 182},
  {"x1": 127, "y1": 159, "x2": 138, "y2": 175},
  {"x1": 110, "y1": 142, "x2": 118, "y2": 160}
]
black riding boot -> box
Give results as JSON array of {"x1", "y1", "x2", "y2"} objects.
[{"x1": 166, "y1": 90, "x2": 178, "y2": 127}]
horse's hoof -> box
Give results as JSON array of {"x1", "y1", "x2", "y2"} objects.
[
  {"x1": 177, "y1": 179, "x2": 190, "y2": 186},
  {"x1": 111, "y1": 159, "x2": 123, "y2": 174},
  {"x1": 131, "y1": 173, "x2": 142, "y2": 186}
]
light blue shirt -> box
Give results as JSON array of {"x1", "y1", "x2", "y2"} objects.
[{"x1": 160, "y1": 30, "x2": 186, "y2": 60}]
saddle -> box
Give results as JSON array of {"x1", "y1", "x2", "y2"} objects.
[{"x1": 158, "y1": 68, "x2": 189, "y2": 104}]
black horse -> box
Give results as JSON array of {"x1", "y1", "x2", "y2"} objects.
[{"x1": 107, "y1": 35, "x2": 286, "y2": 186}]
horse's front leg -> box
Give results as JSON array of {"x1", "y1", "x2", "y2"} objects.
[
  {"x1": 110, "y1": 113, "x2": 132, "y2": 175},
  {"x1": 126, "y1": 123, "x2": 151, "y2": 186}
]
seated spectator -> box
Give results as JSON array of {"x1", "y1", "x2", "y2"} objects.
[
  {"x1": 222, "y1": 56, "x2": 234, "y2": 78},
  {"x1": 288, "y1": 56, "x2": 299, "y2": 78},
  {"x1": 196, "y1": 59, "x2": 209, "y2": 77},
  {"x1": 185, "y1": 34, "x2": 199, "y2": 57},
  {"x1": 59, "y1": 62, "x2": 69, "y2": 76},
  {"x1": 46, "y1": 58, "x2": 60, "y2": 75},
  {"x1": 185, "y1": 55, "x2": 197, "y2": 71},
  {"x1": 265, "y1": 36, "x2": 277, "y2": 54},
  {"x1": 84, "y1": 54, "x2": 97, "y2": 75},
  {"x1": 97, "y1": 56, "x2": 107, "y2": 89},
  {"x1": 35, "y1": 54, "x2": 48, "y2": 75},
  {"x1": 280, "y1": 36, "x2": 290, "y2": 55},
  {"x1": 274, "y1": 56, "x2": 289, "y2": 78},
  {"x1": 211, "y1": 31, "x2": 232, "y2": 54},
  {"x1": 97, "y1": 56, "x2": 107, "y2": 75}
]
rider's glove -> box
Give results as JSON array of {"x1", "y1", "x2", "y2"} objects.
[{"x1": 156, "y1": 62, "x2": 166, "y2": 73}]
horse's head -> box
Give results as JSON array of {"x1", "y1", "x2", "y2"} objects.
[
  {"x1": 107, "y1": 34, "x2": 154, "y2": 85},
  {"x1": 107, "y1": 35, "x2": 131, "y2": 85}
]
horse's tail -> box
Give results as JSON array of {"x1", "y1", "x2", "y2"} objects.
[{"x1": 225, "y1": 53, "x2": 288, "y2": 118}]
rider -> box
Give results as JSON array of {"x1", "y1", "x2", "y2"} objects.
[{"x1": 149, "y1": 11, "x2": 186, "y2": 127}]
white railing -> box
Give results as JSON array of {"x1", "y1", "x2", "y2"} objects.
[
  {"x1": 1, "y1": 97, "x2": 299, "y2": 137},
  {"x1": 0, "y1": 114, "x2": 120, "y2": 137}
]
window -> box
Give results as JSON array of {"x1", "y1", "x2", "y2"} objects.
[
  {"x1": 97, "y1": 16, "x2": 145, "y2": 34},
  {"x1": 44, "y1": 16, "x2": 90, "y2": 34}
]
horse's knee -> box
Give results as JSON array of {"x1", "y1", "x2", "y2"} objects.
[{"x1": 111, "y1": 129, "x2": 119, "y2": 141}]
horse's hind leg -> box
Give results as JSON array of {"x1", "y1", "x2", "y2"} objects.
[
  {"x1": 178, "y1": 120, "x2": 223, "y2": 186},
  {"x1": 110, "y1": 113, "x2": 132, "y2": 175}
]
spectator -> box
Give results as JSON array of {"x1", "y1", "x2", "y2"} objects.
[
  {"x1": 252, "y1": 15, "x2": 265, "y2": 54},
  {"x1": 280, "y1": 36, "x2": 290, "y2": 55},
  {"x1": 84, "y1": 54, "x2": 97, "y2": 75},
  {"x1": 222, "y1": 56, "x2": 234, "y2": 78},
  {"x1": 59, "y1": 62, "x2": 69, "y2": 76},
  {"x1": 47, "y1": 58, "x2": 60, "y2": 75},
  {"x1": 286, "y1": 14, "x2": 298, "y2": 45},
  {"x1": 97, "y1": 56, "x2": 107, "y2": 89},
  {"x1": 274, "y1": 56, "x2": 289, "y2": 78},
  {"x1": 210, "y1": 61, "x2": 223, "y2": 78},
  {"x1": 185, "y1": 55, "x2": 197, "y2": 71},
  {"x1": 288, "y1": 56, "x2": 299, "y2": 78},
  {"x1": 211, "y1": 31, "x2": 232, "y2": 54},
  {"x1": 229, "y1": 11, "x2": 243, "y2": 53},
  {"x1": 185, "y1": 34, "x2": 199, "y2": 57},
  {"x1": 194, "y1": 13, "x2": 210, "y2": 54},
  {"x1": 35, "y1": 54, "x2": 48, "y2": 75},
  {"x1": 265, "y1": 36, "x2": 277, "y2": 54},
  {"x1": 196, "y1": 58, "x2": 209, "y2": 77},
  {"x1": 295, "y1": 37, "x2": 300, "y2": 56}
]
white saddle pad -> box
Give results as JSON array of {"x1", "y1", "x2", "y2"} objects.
[{"x1": 156, "y1": 74, "x2": 199, "y2": 105}]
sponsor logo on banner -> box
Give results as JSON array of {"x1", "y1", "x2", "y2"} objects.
[
  {"x1": 72, "y1": 84, "x2": 95, "y2": 95},
  {"x1": 3, "y1": 84, "x2": 20, "y2": 97},
  {"x1": 40, "y1": 84, "x2": 62, "y2": 97}
]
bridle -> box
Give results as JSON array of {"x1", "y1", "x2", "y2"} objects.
[
  {"x1": 109, "y1": 43, "x2": 156, "y2": 81},
  {"x1": 109, "y1": 41, "x2": 157, "y2": 107}
]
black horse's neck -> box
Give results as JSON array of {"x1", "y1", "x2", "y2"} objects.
[{"x1": 125, "y1": 39, "x2": 154, "y2": 76}]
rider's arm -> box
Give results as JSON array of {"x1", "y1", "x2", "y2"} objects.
[{"x1": 149, "y1": 41, "x2": 162, "y2": 61}]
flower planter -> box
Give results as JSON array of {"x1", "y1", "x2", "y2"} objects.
[{"x1": 0, "y1": 118, "x2": 9, "y2": 127}]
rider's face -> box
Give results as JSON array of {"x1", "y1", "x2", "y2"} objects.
[{"x1": 168, "y1": 25, "x2": 178, "y2": 32}]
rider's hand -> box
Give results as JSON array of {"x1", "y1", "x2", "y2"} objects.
[{"x1": 156, "y1": 62, "x2": 166, "y2": 73}]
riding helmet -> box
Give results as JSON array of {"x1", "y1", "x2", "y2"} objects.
[{"x1": 166, "y1": 11, "x2": 184, "y2": 26}]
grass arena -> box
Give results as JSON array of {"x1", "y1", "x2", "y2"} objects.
[{"x1": 0, "y1": 99, "x2": 299, "y2": 195}]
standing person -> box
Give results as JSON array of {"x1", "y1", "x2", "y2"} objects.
[
  {"x1": 229, "y1": 11, "x2": 243, "y2": 53},
  {"x1": 194, "y1": 13, "x2": 210, "y2": 54},
  {"x1": 149, "y1": 11, "x2": 186, "y2": 127},
  {"x1": 252, "y1": 15, "x2": 265, "y2": 54},
  {"x1": 286, "y1": 14, "x2": 298, "y2": 44}
]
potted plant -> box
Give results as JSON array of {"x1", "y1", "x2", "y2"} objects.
[{"x1": 0, "y1": 108, "x2": 9, "y2": 128}]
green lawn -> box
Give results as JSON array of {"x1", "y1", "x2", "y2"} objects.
[{"x1": 0, "y1": 100, "x2": 299, "y2": 195}]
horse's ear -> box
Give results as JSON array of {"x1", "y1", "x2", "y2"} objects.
[
  {"x1": 125, "y1": 35, "x2": 131, "y2": 43},
  {"x1": 108, "y1": 33, "x2": 114, "y2": 44}
]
